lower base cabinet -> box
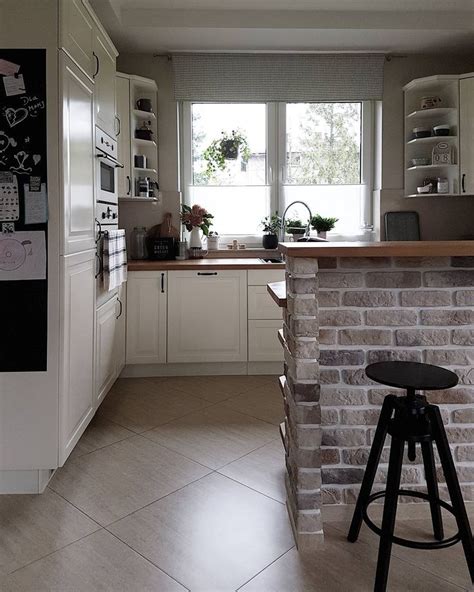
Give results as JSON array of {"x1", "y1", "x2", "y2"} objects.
[
  {"x1": 167, "y1": 270, "x2": 247, "y2": 363},
  {"x1": 59, "y1": 250, "x2": 95, "y2": 464},
  {"x1": 248, "y1": 319, "x2": 284, "y2": 361}
]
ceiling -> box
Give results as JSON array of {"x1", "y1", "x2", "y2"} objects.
[{"x1": 90, "y1": 0, "x2": 474, "y2": 54}]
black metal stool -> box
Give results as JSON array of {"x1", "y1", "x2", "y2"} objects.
[{"x1": 347, "y1": 361, "x2": 474, "y2": 592}]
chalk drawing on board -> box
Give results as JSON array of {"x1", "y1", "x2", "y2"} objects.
[{"x1": 0, "y1": 231, "x2": 46, "y2": 280}]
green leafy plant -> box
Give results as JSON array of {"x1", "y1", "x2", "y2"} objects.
[
  {"x1": 285, "y1": 218, "x2": 306, "y2": 234},
  {"x1": 203, "y1": 130, "x2": 251, "y2": 178},
  {"x1": 261, "y1": 214, "x2": 282, "y2": 234},
  {"x1": 310, "y1": 214, "x2": 338, "y2": 233}
]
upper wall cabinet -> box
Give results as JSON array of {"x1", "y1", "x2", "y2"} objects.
[
  {"x1": 116, "y1": 74, "x2": 132, "y2": 197},
  {"x1": 59, "y1": 0, "x2": 95, "y2": 80},
  {"x1": 93, "y1": 29, "x2": 118, "y2": 137},
  {"x1": 60, "y1": 52, "x2": 95, "y2": 255},
  {"x1": 460, "y1": 76, "x2": 474, "y2": 196}
]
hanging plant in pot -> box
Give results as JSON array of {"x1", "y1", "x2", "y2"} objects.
[
  {"x1": 310, "y1": 214, "x2": 338, "y2": 239},
  {"x1": 203, "y1": 130, "x2": 251, "y2": 178},
  {"x1": 180, "y1": 204, "x2": 214, "y2": 256},
  {"x1": 260, "y1": 214, "x2": 282, "y2": 249}
]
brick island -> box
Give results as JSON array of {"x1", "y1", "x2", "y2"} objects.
[{"x1": 272, "y1": 241, "x2": 474, "y2": 550}]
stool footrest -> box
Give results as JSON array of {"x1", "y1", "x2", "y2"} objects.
[{"x1": 362, "y1": 490, "x2": 461, "y2": 550}]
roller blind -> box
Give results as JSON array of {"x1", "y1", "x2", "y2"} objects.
[{"x1": 172, "y1": 53, "x2": 384, "y2": 102}]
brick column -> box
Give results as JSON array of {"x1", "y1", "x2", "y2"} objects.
[{"x1": 279, "y1": 256, "x2": 323, "y2": 550}]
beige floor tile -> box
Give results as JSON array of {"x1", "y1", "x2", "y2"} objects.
[
  {"x1": 144, "y1": 405, "x2": 278, "y2": 469},
  {"x1": 222, "y1": 382, "x2": 284, "y2": 425},
  {"x1": 69, "y1": 415, "x2": 134, "y2": 459},
  {"x1": 332, "y1": 515, "x2": 474, "y2": 590},
  {"x1": 0, "y1": 489, "x2": 98, "y2": 576},
  {"x1": 97, "y1": 383, "x2": 212, "y2": 432},
  {"x1": 49, "y1": 435, "x2": 211, "y2": 525},
  {"x1": 219, "y1": 438, "x2": 286, "y2": 503},
  {"x1": 109, "y1": 472, "x2": 294, "y2": 592},
  {"x1": 239, "y1": 525, "x2": 463, "y2": 592},
  {"x1": 0, "y1": 529, "x2": 186, "y2": 591}
]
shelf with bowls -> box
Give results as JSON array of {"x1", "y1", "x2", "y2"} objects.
[
  {"x1": 119, "y1": 196, "x2": 159, "y2": 203},
  {"x1": 406, "y1": 164, "x2": 456, "y2": 171},
  {"x1": 133, "y1": 138, "x2": 157, "y2": 147},
  {"x1": 404, "y1": 193, "x2": 464, "y2": 198},
  {"x1": 407, "y1": 135, "x2": 457, "y2": 145},
  {"x1": 134, "y1": 167, "x2": 157, "y2": 174},
  {"x1": 133, "y1": 109, "x2": 156, "y2": 119}
]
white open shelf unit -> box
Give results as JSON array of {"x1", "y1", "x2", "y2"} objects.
[
  {"x1": 131, "y1": 76, "x2": 158, "y2": 198},
  {"x1": 404, "y1": 75, "x2": 460, "y2": 198}
]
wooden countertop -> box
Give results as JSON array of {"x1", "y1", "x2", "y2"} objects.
[
  {"x1": 267, "y1": 281, "x2": 287, "y2": 308},
  {"x1": 128, "y1": 258, "x2": 285, "y2": 271},
  {"x1": 278, "y1": 241, "x2": 474, "y2": 258}
]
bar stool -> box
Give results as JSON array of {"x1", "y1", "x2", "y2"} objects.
[{"x1": 347, "y1": 361, "x2": 474, "y2": 592}]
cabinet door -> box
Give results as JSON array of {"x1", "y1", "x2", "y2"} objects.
[
  {"x1": 60, "y1": 251, "x2": 95, "y2": 464},
  {"x1": 460, "y1": 77, "x2": 474, "y2": 195},
  {"x1": 59, "y1": 0, "x2": 95, "y2": 79},
  {"x1": 126, "y1": 272, "x2": 167, "y2": 364},
  {"x1": 116, "y1": 75, "x2": 132, "y2": 197},
  {"x1": 248, "y1": 285, "x2": 283, "y2": 320},
  {"x1": 61, "y1": 53, "x2": 95, "y2": 255},
  {"x1": 93, "y1": 31, "x2": 117, "y2": 137},
  {"x1": 96, "y1": 296, "x2": 119, "y2": 406},
  {"x1": 168, "y1": 270, "x2": 247, "y2": 363},
  {"x1": 248, "y1": 320, "x2": 284, "y2": 362},
  {"x1": 115, "y1": 283, "x2": 126, "y2": 374}
]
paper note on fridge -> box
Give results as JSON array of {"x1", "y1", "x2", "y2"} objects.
[
  {"x1": 24, "y1": 182, "x2": 48, "y2": 224},
  {"x1": 0, "y1": 59, "x2": 20, "y2": 76},
  {"x1": 3, "y1": 74, "x2": 25, "y2": 97},
  {"x1": 0, "y1": 230, "x2": 46, "y2": 280}
]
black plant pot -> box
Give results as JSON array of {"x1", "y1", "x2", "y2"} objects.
[
  {"x1": 262, "y1": 233, "x2": 279, "y2": 249},
  {"x1": 222, "y1": 140, "x2": 239, "y2": 160}
]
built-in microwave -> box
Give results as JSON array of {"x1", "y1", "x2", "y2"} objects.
[{"x1": 95, "y1": 127, "x2": 122, "y2": 204}]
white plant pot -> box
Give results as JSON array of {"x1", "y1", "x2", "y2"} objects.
[{"x1": 189, "y1": 227, "x2": 202, "y2": 249}]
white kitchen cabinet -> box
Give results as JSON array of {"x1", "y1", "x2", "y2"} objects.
[
  {"x1": 60, "y1": 52, "x2": 95, "y2": 255},
  {"x1": 59, "y1": 250, "x2": 96, "y2": 464},
  {"x1": 168, "y1": 270, "x2": 247, "y2": 363},
  {"x1": 115, "y1": 283, "x2": 127, "y2": 374},
  {"x1": 59, "y1": 0, "x2": 95, "y2": 79},
  {"x1": 248, "y1": 285, "x2": 283, "y2": 320},
  {"x1": 96, "y1": 296, "x2": 119, "y2": 406},
  {"x1": 93, "y1": 28, "x2": 117, "y2": 137},
  {"x1": 116, "y1": 74, "x2": 132, "y2": 197},
  {"x1": 460, "y1": 76, "x2": 474, "y2": 195},
  {"x1": 249, "y1": 320, "x2": 284, "y2": 362},
  {"x1": 126, "y1": 271, "x2": 167, "y2": 364}
]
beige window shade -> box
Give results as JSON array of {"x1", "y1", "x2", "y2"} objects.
[{"x1": 172, "y1": 53, "x2": 385, "y2": 102}]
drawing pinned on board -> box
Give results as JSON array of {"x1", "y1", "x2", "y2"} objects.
[
  {"x1": 10, "y1": 151, "x2": 32, "y2": 174},
  {"x1": 4, "y1": 107, "x2": 28, "y2": 128},
  {"x1": 3, "y1": 74, "x2": 26, "y2": 97},
  {"x1": 24, "y1": 182, "x2": 47, "y2": 225},
  {"x1": 0, "y1": 59, "x2": 20, "y2": 76},
  {"x1": 0, "y1": 230, "x2": 46, "y2": 280}
]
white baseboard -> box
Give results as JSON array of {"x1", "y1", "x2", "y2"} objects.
[
  {"x1": 121, "y1": 361, "x2": 283, "y2": 378},
  {"x1": 0, "y1": 469, "x2": 54, "y2": 494}
]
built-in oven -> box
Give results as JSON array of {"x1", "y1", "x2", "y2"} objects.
[
  {"x1": 95, "y1": 202, "x2": 120, "y2": 307},
  {"x1": 95, "y1": 127, "x2": 122, "y2": 205}
]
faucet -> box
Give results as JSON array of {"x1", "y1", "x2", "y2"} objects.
[{"x1": 280, "y1": 201, "x2": 313, "y2": 241}]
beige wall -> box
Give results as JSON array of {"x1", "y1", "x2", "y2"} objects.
[
  {"x1": 117, "y1": 52, "x2": 474, "y2": 240},
  {"x1": 381, "y1": 54, "x2": 474, "y2": 240}
]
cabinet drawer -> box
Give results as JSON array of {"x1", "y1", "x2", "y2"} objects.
[
  {"x1": 248, "y1": 286, "x2": 283, "y2": 320},
  {"x1": 248, "y1": 269, "x2": 285, "y2": 286},
  {"x1": 248, "y1": 320, "x2": 284, "y2": 362}
]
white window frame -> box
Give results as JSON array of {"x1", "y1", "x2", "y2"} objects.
[{"x1": 180, "y1": 101, "x2": 375, "y2": 242}]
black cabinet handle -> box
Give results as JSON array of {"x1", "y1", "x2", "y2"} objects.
[
  {"x1": 462, "y1": 173, "x2": 466, "y2": 193},
  {"x1": 116, "y1": 297, "x2": 123, "y2": 319},
  {"x1": 197, "y1": 272, "x2": 218, "y2": 276},
  {"x1": 161, "y1": 273, "x2": 165, "y2": 293},
  {"x1": 115, "y1": 115, "x2": 121, "y2": 136},
  {"x1": 93, "y1": 51, "x2": 100, "y2": 78},
  {"x1": 126, "y1": 175, "x2": 131, "y2": 196}
]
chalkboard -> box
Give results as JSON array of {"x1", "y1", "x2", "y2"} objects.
[{"x1": 0, "y1": 49, "x2": 48, "y2": 371}]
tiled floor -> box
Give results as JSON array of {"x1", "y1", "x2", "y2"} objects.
[{"x1": 0, "y1": 375, "x2": 473, "y2": 591}]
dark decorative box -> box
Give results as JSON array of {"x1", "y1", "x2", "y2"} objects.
[{"x1": 146, "y1": 237, "x2": 177, "y2": 260}]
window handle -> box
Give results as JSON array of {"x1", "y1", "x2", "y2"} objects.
[{"x1": 268, "y1": 165, "x2": 274, "y2": 184}]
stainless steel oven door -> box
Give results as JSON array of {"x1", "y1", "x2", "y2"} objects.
[{"x1": 95, "y1": 150, "x2": 123, "y2": 205}]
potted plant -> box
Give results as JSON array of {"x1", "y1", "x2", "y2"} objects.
[
  {"x1": 285, "y1": 218, "x2": 306, "y2": 237},
  {"x1": 260, "y1": 214, "x2": 282, "y2": 249},
  {"x1": 180, "y1": 204, "x2": 214, "y2": 250},
  {"x1": 310, "y1": 214, "x2": 338, "y2": 239},
  {"x1": 203, "y1": 130, "x2": 251, "y2": 178}
]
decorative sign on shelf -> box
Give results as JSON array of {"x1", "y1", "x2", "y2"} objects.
[{"x1": 432, "y1": 142, "x2": 453, "y2": 165}]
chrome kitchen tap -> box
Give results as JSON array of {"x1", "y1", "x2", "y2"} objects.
[{"x1": 280, "y1": 201, "x2": 313, "y2": 241}]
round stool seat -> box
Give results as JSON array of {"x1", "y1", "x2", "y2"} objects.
[{"x1": 366, "y1": 361, "x2": 458, "y2": 392}]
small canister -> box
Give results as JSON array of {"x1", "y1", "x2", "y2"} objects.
[
  {"x1": 437, "y1": 177, "x2": 449, "y2": 194},
  {"x1": 176, "y1": 240, "x2": 188, "y2": 260}
]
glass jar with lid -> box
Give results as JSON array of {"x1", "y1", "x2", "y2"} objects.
[{"x1": 130, "y1": 226, "x2": 148, "y2": 259}]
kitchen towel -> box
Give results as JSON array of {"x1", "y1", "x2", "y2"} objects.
[{"x1": 103, "y1": 229, "x2": 127, "y2": 291}]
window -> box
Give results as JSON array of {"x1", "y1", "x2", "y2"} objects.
[{"x1": 181, "y1": 101, "x2": 375, "y2": 239}]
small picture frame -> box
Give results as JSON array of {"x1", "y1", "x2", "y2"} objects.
[{"x1": 432, "y1": 142, "x2": 453, "y2": 165}]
